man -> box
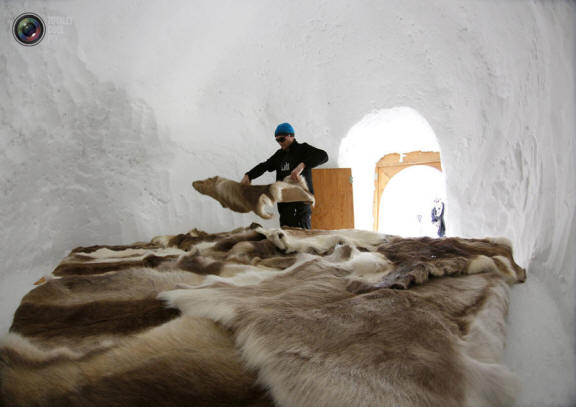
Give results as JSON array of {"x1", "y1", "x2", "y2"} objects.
[
  {"x1": 241, "y1": 122, "x2": 328, "y2": 229},
  {"x1": 431, "y1": 198, "x2": 446, "y2": 237}
]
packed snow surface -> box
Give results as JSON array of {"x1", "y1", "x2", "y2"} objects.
[{"x1": 1, "y1": 1, "x2": 574, "y2": 406}]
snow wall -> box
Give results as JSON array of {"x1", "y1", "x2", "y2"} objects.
[{"x1": 0, "y1": 1, "x2": 574, "y2": 406}]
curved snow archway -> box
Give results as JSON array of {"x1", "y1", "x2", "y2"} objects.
[
  {"x1": 378, "y1": 166, "x2": 446, "y2": 237},
  {"x1": 338, "y1": 107, "x2": 442, "y2": 230}
]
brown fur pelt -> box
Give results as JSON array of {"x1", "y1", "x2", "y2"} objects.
[
  {"x1": 0, "y1": 225, "x2": 525, "y2": 407},
  {"x1": 192, "y1": 175, "x2": 315, "y2": 219}
]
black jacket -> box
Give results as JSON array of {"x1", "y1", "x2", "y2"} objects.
[
  {"x1": 245, "y1": 140, "x2": 328, "y2": 195},
  {"x1": 431, "y1": 203, "x2": 446, "y2": 237}
]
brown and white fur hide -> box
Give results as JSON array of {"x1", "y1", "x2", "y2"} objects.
[
  {"x1": 0, "y1": 225, "x2": 525, "y2": 407},
  {"x1": 159, "y1": 257, "x2": 520, "y2": 407},
  {"x1": 192, "y1": 175, "x2": 315, "y2": 219}
]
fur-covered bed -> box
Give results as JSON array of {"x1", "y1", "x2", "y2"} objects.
[{"x1": 0, "y1": 224, "x2": 525, "y2": 406}]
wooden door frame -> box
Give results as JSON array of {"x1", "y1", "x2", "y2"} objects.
[{"x1": 373, "y1": 151, "x2": 442, "y2": 231}]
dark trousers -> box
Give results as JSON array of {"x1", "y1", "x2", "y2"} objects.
[{"x1": 278, "y1": 203, "x2": 312, "y2": 229}]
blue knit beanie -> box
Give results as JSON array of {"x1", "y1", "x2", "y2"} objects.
[{"x1": 275, "y1": 122, "x2": 294, "y2": 136}]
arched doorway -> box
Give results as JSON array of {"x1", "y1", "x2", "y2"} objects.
[
  {"x1": 373, "y1": 151, "x2": 442, "y2": 231},
  {"x1": 377, "y1": 164, "x2": 445, "y2": 236},
  {"x1": 338, "y1": 107, "x2": 443, "y2": 231}
]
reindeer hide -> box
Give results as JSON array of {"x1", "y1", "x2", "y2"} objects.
[
  {"x1": 192, "y1": 176, "x2": 315, "y2": 219},
  {"x1": 0, "y1": 224, "x2": 525, "y2": 407}
]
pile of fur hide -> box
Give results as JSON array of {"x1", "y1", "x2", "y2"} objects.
[
  {"x1": 0, "y1": 224, "x2": 526, "y2": 407},
  {"x1": 192, "y1": 176, "x2": 315, "y2": 219}
]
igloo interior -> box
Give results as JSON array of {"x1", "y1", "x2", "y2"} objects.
[{"x1": 1, "y1": 1, "x2": 575, "y2": 406}]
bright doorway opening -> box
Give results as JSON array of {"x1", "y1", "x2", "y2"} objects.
[
  {"x1": 378, "y1": 165, "x2": 445, "y2": 237},
  {"x1": 338, "y1": 107, "x2": 446, "y2": 236}
]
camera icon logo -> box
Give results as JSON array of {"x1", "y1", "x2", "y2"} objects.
[{"x1": 13, "y1": 13, "x2": 46, "y2": 46}]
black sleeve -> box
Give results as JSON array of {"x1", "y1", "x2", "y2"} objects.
[
  {"x1": 245, "y1": 152, "x2": 279, "y2": 180},
  {"x1": 300, "y1": 143, "x2": 328, "y2": 169}
]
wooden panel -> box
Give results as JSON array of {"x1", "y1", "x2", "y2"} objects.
[
  {"x1": 311, "y1": 168, "x2": 354, "y2": 230},
  {"x1": 376, "y1": 151, "x2": 442, "y2": 168}
]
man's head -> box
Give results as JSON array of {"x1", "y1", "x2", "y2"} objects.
[
  {"x1": 274, "y1": 122, "x2": 295, "y2": 150},
  {"x1": 433, "y1": 198, "x2": 444, "y2": 215}
]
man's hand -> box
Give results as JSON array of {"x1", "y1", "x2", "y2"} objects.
[
  {"x1": 290, "y1": 163, "x2": 306, "y2": 181},
  {"x1": 240, "y1": 174, "x2": 251, "y2": 185}
]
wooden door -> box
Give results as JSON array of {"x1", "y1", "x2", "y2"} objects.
[{"x1": 311, "y1": 168, "x2": 354, "y2": 230}]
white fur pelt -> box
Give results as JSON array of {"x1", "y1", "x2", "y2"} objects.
[
  {"x1": 255, "y1": 226, "x2": 392, "y2": 253},
  {"x1": 159, "y1": 258, "x2": 520, "y2": 407},
  {"x1": 192, "y1": 175, "x2": 315, "y2": 219}
]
